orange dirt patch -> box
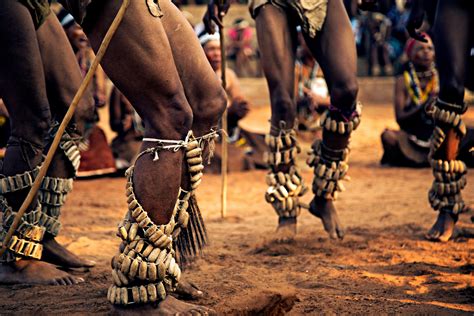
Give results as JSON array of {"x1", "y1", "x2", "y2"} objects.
[{"x1": 0, "y1": 81, "x2": 473, "y2": 314}]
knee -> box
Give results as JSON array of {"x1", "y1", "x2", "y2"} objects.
[
  {"x1": 270, "y1": 92, "x2": 296, "y2": 126},
  {"x1": 12, "y1": 106, "x2": 51, "y2": 146},
  {"x1": 330, "y1": 80, "x2": 359, "y2": 110},
  {"x1": 274, "y1": 96, "x2": 295, "y2": 114},
  {"x1": 440, "y1": 78, "x2": 465, "y2": 104},
  {"x1": 270, "y1": 87, "x2": 295, "y2": 115},
  {"x1": 169, "y1": 97, "x2": 194, "y2": 136},
  {"x1": 381, "y1": 129, "x2": 397, "y2": 147},
  {"x1": 194, "y1": 86, "x2": 227, "y2": 126},
  {"x1": 146, "y1": 94, "x2": 194, "y2": 139},
  {"x1": 38, "y1": 107, "x2": 52, "y2": 130}
]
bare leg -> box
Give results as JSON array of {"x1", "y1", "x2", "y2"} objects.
[
  {"x1": 380, "y1": 129, "x2": 399, "y2": 165},
  {"x1": 0, "y1": 0, "x2": 83, "y2": 285},
  {"x1": 255, "y1": 6, "x2": 297, "y2": 127},
  {"x1": 158, "y1": 1, "x2": 226, "y2": 139},
  {"x1": 255, "y1": 5, "x2": 300, "y2": 240},
  {"x1": 369, "y1": 42, "x2": 379, "y2": 76},
  {"x1": 426, "y1": 0, "x2": 471, "y2": 242},
  {"x1": 303, "y1": 0, "x2": 359, "y2": 240},
  {"x1": 382, "y1": 43, "x2": 393, "y2": 75},
  {"x1": 36, "y1": 12, "x2": 96, "y2": 269},
  {"x1": 83, "y1": 0, "x2": 212, "y2": 312},
  {"x1": 158, "y1": 1, "x2": 227, "y2": 299},
  {"x1": 85, "y1": 0, "x2": 191, "y2": 224}
]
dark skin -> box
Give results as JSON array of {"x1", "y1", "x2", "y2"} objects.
[
  {"x1": 206, "y1": 0, "x2": 358, "y2": 240},
  {"x1": 36, "y1": 12, "x2": 96, "y2": 269},
  {"x1": 0, "y1": 2, "x2": 87, "y2": 285},
  {"x1": 1, "y1": 0, "x2": 223, "y2": 311},
  {"x1": 408, "y1": 0, "x2": 472, "y2": 242},
  {"x1": 381, "y1": 39, "x2": 436, "y2": 162},
  {"x1": 297, "y1": 32, "x2": 331, "y2": 109},
  {"x1": 0, "y1": 14, "x2": 96, "y2": 270},
  {"x1": 202, "y1": 39, "x2": 250, "y2": 127},
  {"x1": 395, "y1": 40, "x2": 435, "y2": 125},
  {"x1": 81, "y1": 0, "x2": 225, "y2": 312},
  {"x1": 302, "y1": 0, "x2": 358, "y2": 239}
]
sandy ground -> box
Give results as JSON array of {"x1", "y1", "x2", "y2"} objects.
[{"x1": 0, "y1": 81, "x2": 473, "y2": 314}]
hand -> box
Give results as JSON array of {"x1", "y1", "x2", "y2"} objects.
[
  {"x1": 203, "y1": 0, "x2": 230, "y2": 34},
  {"x1": 228, "y1": 96, "x2": 249, "y2": 119},
  {"x1": 406, "y1": 2, "x2": 427, "y2": 42},
  {"x1": 122, "y1": 115, "x2": 133, "y2": 132},
  {"x1": 357, "y1": 0, "x2": 378, "y2": 11}
]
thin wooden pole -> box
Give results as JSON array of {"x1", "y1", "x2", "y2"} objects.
[
  {"x1": 219, "y1": 19, "x2": 228, "y2": 219},
  {"x1": 0, "y1": 0, "x2": 130, "y2": 257}
]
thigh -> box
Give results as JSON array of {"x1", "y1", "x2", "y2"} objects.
[
  {"x1": 83, "y1": 0, "x2": 191, "y2": 139},
  {"x1": 159, "y1": 0, "x2": 222, "y2": 114},
  {"x1": 255, "y1": 5, "x2": 297, "y2": 101},
  {"x1": 36, "y1": 12, "x2": 94, "y2": 123},
  {"x1": 255, "y1": 5, "x2": 298, "y2": 126},
  {"x1": 304, "y1": 0, "x2": 357, "y2": 98},
  {"x1": 82, "y1": 0, "x2": 196, "y2": 223}
]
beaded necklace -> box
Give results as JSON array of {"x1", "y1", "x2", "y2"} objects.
[{"x1": 403, "y1": 62, "x2": 439, "y2": 107}]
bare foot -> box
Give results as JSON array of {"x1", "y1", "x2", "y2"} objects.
[
  {"x1": 275, "y1": 217, "x2": 297, "y2": 242},
  {"x1": 453, "y1": 227, "x2": 474, "y2": 239},
  {"x1": 308, "y1": 198, "x2": 344, "y2": 240},
  {"x1": 0, "y1": 260, "x2": 84, "y2": 285},
  {"x1": 174, "y1": 279, "x2": 204, "y2": 300},
  {"x1": 42, "y1": 235, "x2": 96, "y2": 269},
  {"x1": 425, "y1": 212, "x2": 458, "y2": 242},
  {"x1": 111, "y1": 295, "x2": 214, "y2": 315}
]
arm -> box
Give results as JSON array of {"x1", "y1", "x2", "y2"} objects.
[
  {"x1": 109, "y1": 87, "x2": 133, "y2": 135},
  {"x1": 109, "y1": 87, "x2": 123, "y2": 133},
  {"x1": 0, "y1": 99, "x2": 8, "y2": 117},
  {"x1": 226, "y1": 70, "x2": 249, "y2": 129},
  {"x1": 203, "y1": 0, "x2": 230, "y2": 34},
  {"x1": 225, "y1": 69, "x2": 242, "y2": 100},
  {"x1": 406, "y1": 0, "x2": 428, "y2": 42},
  {"x1": 394, "y1": 76, "x2": 423, "y2": 125},
  {"x1": 93, "y1": 64, "x2": 107, "y2": 107}
]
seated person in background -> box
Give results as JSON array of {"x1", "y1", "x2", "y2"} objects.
[
  {"x1": 58, "y1": 10, "x2": 116, "y2": 177},
  {"x1": 367, "y1": 12, "x2": 393, "y2": 76},
  {"x1": 381, "y1": 34, "x2": 473, "y2": 167},
  {"x1": 227, "y1": 18, "x2": 256, "y2": 77},
  {"x1": 199, "y1": 31, "x2": 267, "y2": 172},
  {"x1": 294, "y1": 26, "x2": 331, "y2": 139},
  {"x1": 109, "y1": 87, "x2": 145, "y2": 171}
]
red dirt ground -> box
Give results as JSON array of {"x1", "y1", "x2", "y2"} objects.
[{"x1": 0, "y1": 83, "x2": 472, "y2": 314}]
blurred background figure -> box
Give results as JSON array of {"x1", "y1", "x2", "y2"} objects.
[
  {"x1": 109, "y1": 87, "x2": 144, "y2": 172},
  {"x1": 227, "y1": 18, "x2": 257, "y2": 77},
  {"x1": 294, "y1": 27, "x2": 331, "y2": 140},
  {"x1": 366, "y1": 12, "x2": 393, "y2": 76},
  {"x1": 386, "y1": 0, "x2": 413, "y2": 72},
  {"x1": 198, "y1": 31, "x2": 267, "y2": 172},
  {"x1": 380, "y1": 34, "x2": 473, "y2": 167},
  {"x1": 57, "y1": 10, "x2": 116, "y2": 177}
]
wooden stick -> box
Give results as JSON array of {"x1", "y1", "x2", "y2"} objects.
[
  {"x1": 219, "y1": 20, "x2": 228, "y2": 219},
  {"x1": 0, "y1": 0, "x2": 130, "y2": 257}
]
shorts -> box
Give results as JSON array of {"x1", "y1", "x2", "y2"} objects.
[
  {"x1": 248, "y1": 0, "x2": 328, "y2": 38},
  {"x1": 18, "y1": 0, "x2": 51, "y2": 29},
  {"x1": 58, "y1": 0, "x2": 92, "y2": 25}
]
